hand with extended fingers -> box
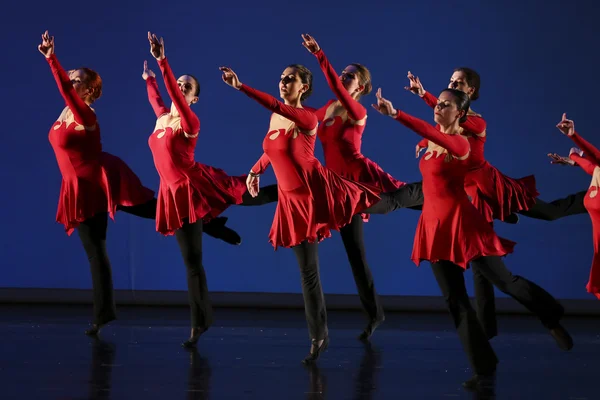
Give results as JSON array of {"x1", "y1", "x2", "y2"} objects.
[
  {"x1": 148, "y1": 31, "x2": 165, "y2": 60},
  {"x1": 405, "y1": 71, "x2": 425, "y2": 97},
  {"x1": 38, "y1": 30, "x2": 55, "y2": 58},
  {"x1": 142, "y1": 60, "x2": 155, "y2": 80},
  {"x1": 371, "y1": 88, "x2": 397, "y2": 117},
  {"x1": 547, "y1": 147, "x2": 582, "y2": 166},
  {"x1": 301, "y1": 33, "x2": 320, "y2": 54}
]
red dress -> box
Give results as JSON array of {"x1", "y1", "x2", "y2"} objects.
[
  {"x1": 394, "y1": 111, "x2": 514, "y2": 269},
  {"x1": 568, "y1": 132, "x2": 600, "y2": 300},
  {"x1": 310, "y1": 50, "x2": 405, "y2": 223},
  {"x1": 418, "y1": 92, "x2": 538, "y2": 223},
  {"x1": 242, "y1": 84, "x2": 381, "y2": 249},
  {"x1": 147, "y1": 58, "x2": 247, "y2": 236},
  {"x1": 46, "y1": 54, "x2": 154, "y2": 235}
]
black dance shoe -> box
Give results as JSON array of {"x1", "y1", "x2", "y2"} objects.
[
  {"x1": 462, "y1": 371, "x2": 496, "y2": 391},
  {"x1": 203, "y1": 216, "x2": 242, "y2": 245},
  {"x1": 549, "y1": 323, "x2": 574, "y2": 351},
  {"x1": 182, "y1": 327, "x2": 208, "y2": 348},
  {"x1": 84, "y1": 317, "x2": 115, "y2": 336},
  {"x1": 358, "y1": 315, "x2": 385, "y2": 342},
  {"x1": 302, "y1": 337, "x2": 329, "y2": 364}
]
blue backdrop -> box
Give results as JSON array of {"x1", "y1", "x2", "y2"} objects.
[{"x1": 2, "y1": 0, "x2": 598, "y2": 300}]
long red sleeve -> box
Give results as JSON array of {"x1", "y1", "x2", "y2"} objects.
[
  {"x1": 314, "y1": 49, "x2": 366, "y2": 121},
  {"x1": 239, "y1": 84, "x2": 318, "y2": 131},
  {"x1": 156, "y1": 58, "x2": 200, "y2": 136},
  {"x1": 394, "y1": 111, "x2": 470, "y2": 158},
  {"x1": 570, "y1": 132, "x2": 600, "y2": 165},
  {"x1": 251, "y1": 153, "x2": 271, "y2": 174},
  {"x1": 145, "y1": 77, "x2": 169, "y2": 118},
  {"x1": 422, "y1": 91, "x2": 438, "y2": 108},
  {"x1": 570, "y1": 154, "x2": 599, "y2": 176},
  {"x1": 46, "y1": 54, "x2": 96, "y2": 127},
  {"x1": 421, "y1": 91, "x2": 486, "y2": 135}
]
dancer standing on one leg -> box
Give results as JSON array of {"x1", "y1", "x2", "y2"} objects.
[
  {"x1": 220, "y1": 62, "x2": 380, "y2": 363},
  {"x1": 144, "y1": 32, "x2": 262, "y2": 347},
  {"x1": 406, "y1": 69, "x2": 589, "y2": 338},
  {"x1": 300, "y1": 34, "x2": 403, "y2": 340},
  {"x1": 39, "y1": 30, "x2": 241, "y2": 337},
  {"x1": 548, "y1": 113, "x2": 600, "y2": 299},
  {"x1": 39, "y1": 30, "x2": 161, "y2": 335},
  {"x1": 371, "y1": 87, "x2": 572, "y2": 389}
]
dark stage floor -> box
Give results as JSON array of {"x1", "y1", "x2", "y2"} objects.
[{"x1": 0, "y1": 304, "x2": 598, "y2": 399}]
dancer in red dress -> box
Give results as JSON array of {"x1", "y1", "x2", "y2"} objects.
[
  {"x1": 220, "y1": 63, "x2": 380, "y2": 363},
  {"x1": 371, "y1": 87, "x2": 572, "y2": 389},
  {"x1": 39, "y1": 31, "x2": 242, "y2": 336},
  {"x1": 548, "y1": 114, "x2": 600, "y2": 300},
  {"x1": 301, "y1": 34, "x2": 404, "y2": 340},
  {"x1": 144, "y1": 32, "x2": 269, "y2": 347},
  {"x1": 40, "y1": 31, "x2": 155, "y2": 335}
]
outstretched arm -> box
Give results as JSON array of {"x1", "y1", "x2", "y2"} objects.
[
  {"x1": 220, "y1": 66, "x2": 318, "y2": 131},
  {"x1": 372, "y1": 88, "x2": 469, "y2": 158},
  {"x1": 39, "y1": 31, "x2": 96, "y2": 127},
  {"x1": 570, "y1": 153, "x2": 599, "y2": 176}
]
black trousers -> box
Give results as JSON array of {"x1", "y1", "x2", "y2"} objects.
[
  {"x1": 239, "y1": 184, "x2": 279, "y2": 206},
  {"x1": 365, "y1": 182, "x2": 587, "y2": 221},
  {"x1": 292, "y1": 241, "x2": 328, "y2": 340},
  {"x1": 77, "y1": 198, "x2": 226, "y2": 325},
  {"x1": 175, "y1": 220, "x2": 213, "y2": 329},
  {"x1": 340, "y1": 215, "x2": 384, "y2": 322},
  {"x1": 431, "y1": 256, "x2": 564, "y2": 375},
  {"x1": 362, "y1": 182, "x2": 425, "y2": 214},
  {"x1": 518, "y1": 190, "x2": 588, "y2": 221}
]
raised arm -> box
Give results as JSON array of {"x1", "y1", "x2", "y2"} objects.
[
  {"x1": 39, "y1": 31, "x2": 96, "y2": 127},
  {"x1": 148, "y1": 32, "x2": 200, "y2": 136},
  {"x1": 157, "y1": 58, "x2": 200, "y2": 135},
  {"x1": 142, "y1": 60, "x2": 169, "y2": 117},
  {"x1": 301, "y1": 35, "x2": 366, "y2": 121}
]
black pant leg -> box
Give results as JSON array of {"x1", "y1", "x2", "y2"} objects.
[
  {"x1": 175, "y1": 220, "x2": 213, "y2": 330},
  {"x1": 117, "y1": 198, "x2": 157, "y2": 219},
  {"x1": 77, "y1": 213, "x2": 117, "y2": 326},
  {"x1": 472, "y1": 256, "x2": 564, "y2": 329},
  {"x1": 240, "y1": 184, "x2": 279, "y2": 206},
  {"x1": 430, "y1": 260, "x2": 498, "y2": 375},
  {"x1": 362, "y1": 181, "x2": 425, "y2": 214},
  {"x1": 471, "y1": 259, "x2": 498, "y2": 339},
  {"x1": 292, "y1": 241, "x2": 328, "y2": 340},
  {"x1": 518, "y1": 191, "x2": 587, "y2": 221},
  {"x1": 339, "y1": 215, "x2": 384, "y2": 322}
]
